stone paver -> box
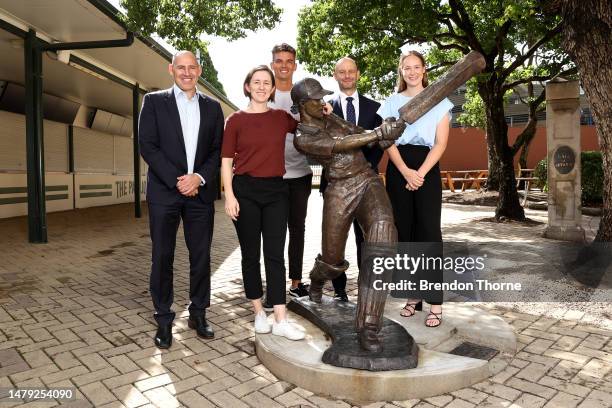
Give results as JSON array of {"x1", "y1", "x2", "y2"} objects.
[{"x1": 0, "y1": 197, "x2": 610, "y2": 407}]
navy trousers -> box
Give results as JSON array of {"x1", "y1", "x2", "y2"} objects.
[{"x1": 148, "y1": 196, "x2": 214, "y2": 325}]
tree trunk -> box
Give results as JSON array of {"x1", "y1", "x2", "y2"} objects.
[
  {"x1": 515, "y1": 117, "x2": 538, "y2": 169},
  {"x1": 512, "y1": 84, "x2": 544, "y2": 170},
  {"x1": 479, "y1": 82, "x2": 525, "y2": 220},
  {"x1": 494, "y1": 124, "x2": 526, "y2": 221},
  {"x1": 518, "y1": 144, "x2": 529, "y2": 170},
  {"x1": 485, "y1": 133, "x2": 501, "y2": 191},
  {"x1": 559, "y1": 0, "x2": 612, "y2": 241}
]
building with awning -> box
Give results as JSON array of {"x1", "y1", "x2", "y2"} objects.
[{"x1": 0, "y1": 0, "x2": 237, "y2": 242}]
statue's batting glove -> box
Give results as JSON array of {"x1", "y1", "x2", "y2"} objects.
[{"x1": 376, "y1": 117, "x2": 406, "y2": 141}]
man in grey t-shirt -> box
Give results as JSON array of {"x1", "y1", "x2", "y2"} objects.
[{"x1": 267, "y1": 43, "x2": 312, "y2": 304}]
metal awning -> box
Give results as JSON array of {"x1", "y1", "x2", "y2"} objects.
[{"x1": 0, "y1": 0, "x2": 237, "y2": 118}]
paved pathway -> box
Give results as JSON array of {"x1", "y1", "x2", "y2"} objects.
[{"x1": 0, "y1": 195, "x2": 610, "y2": 407}]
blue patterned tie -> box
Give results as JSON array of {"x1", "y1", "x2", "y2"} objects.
[{"x1": 346, "y1": 96, "x2": 356, "y2": 125}]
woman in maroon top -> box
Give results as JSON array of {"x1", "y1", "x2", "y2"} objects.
[{"x1": 221, "y1": 65, "x2": 304, "y2": 340}]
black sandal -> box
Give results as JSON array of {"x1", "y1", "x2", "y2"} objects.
[
  {"x1": 400, "y1": 301, "x2": 422, "y2": 317},
  {"x1": 425, "y1": 310, "x2": 442, "y2": 327}
]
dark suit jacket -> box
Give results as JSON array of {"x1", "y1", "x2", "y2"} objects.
[
  {"x1": 320, "y1": 93, "x2": 383, "y2": 193},
  {"x1": 139, "y1": 88, "x2": 224, "y2": 204}
]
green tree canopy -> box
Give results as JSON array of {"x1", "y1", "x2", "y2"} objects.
[
  {"x1": 199, "y1": 50, "x2": 226, "y2": 95},
  {"x1": 120, "y1": 0, "x2": 283, "y2": 95}
]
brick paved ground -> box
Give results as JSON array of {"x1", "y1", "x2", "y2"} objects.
[{"x1": 0, "y1": 195, "x2": 610, "y2": 407}]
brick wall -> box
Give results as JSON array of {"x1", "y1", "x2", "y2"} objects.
[{"x1": 379, "y1": 126, "x2": 600, "y2": 172}]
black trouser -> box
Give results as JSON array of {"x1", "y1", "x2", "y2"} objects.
[
  {"x1": 331, "y1": 220, "x2": 363, "y2": 294},
  {"x1": 233, "y1": 175, "x2": 289, "y2": 305},
  {"x1": 286, "y1": 173, "x2": 312, "y2": 281},
  {"x1": 149, "y1": 196, "x2": 214, "y2": 326},
  {"x1": 386, "y1": 144, "x2": 443, "y2": 305}
]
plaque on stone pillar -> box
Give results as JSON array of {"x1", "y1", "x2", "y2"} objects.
[
  {"x1": 553, "y1": 145, "x2": 576, "y2": 175},
  {"x1": 543, "y1": 79, "x2": 586, "y2": 242}
]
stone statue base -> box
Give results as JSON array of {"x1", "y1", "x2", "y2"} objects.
[
  {"x1": 287, "y1": 296, "x2": 418, "y2": 371},
  {"x1": 256, "y1": 301, "x2": 517, "y2": 401}
]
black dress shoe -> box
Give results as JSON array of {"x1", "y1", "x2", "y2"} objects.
[
  {"x1": 188, "y1": 315, "x2": 214, "y2": 339},
  {"x1": 154, "y1": 324, "x2": 172, "y2": 349},
  {"x1": 334, "y1": 291, "x2": 349, "y2": 302}
]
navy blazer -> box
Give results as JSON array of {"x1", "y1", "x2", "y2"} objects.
[
  {"x1": 332, "y1": 94, "x2": 383, "y2": 169},
  {"x1": 139, "y1": 88, "x2": 224, "y2": 204},
  {"x1": 320, "y1": 94, "x2": 383, "y2": 193}
]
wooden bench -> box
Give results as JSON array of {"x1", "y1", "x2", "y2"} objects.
[
  {"x1": 439, "y1": 167, "x2": 543, "y2": 206},
  {"x1": 441, "y1": 170, "x2": 488, "y2": 192}
]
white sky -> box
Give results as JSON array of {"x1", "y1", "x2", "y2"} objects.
[
  {"x1": 204, "y1": 0, "x2": 337, "y2": 109},
  {"x1": 109, "y1": 0, "x2": 337, "y2": 109}
]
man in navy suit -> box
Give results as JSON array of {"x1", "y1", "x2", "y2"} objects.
[
  {"x1": 139, "y1": 51, "x2": 224, "y2": 348},
  {"x1": 321, "y1": 57, "x2": 383, "y2": 301}
]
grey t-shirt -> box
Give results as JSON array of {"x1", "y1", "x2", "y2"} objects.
[{"x1": 269, "y1": 90, "x2": 312, "y2": 179}]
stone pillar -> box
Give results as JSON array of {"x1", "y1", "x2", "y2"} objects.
[{"x1": 543, "y1": 79, "x2": 585, "y2": 242}]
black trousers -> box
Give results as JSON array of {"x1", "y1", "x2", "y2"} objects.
[
  {"x1": 331, "y1": 220, "x2": 363, "y2": 294},
  {"x1": 233, "y1": 175, "x2": 289, "y2": 305},
  {"x1": 386, "y1": 144, "x2": 443, "y2": 305},
  {"x1": 286, "y1": 173, "x2": 312, "y2": 281},
  {"x1": 148, "y1": 196, "x2": 214, "y2": 326}
]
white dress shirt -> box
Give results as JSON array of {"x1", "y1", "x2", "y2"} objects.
[
  {"x1": 339, "y1": 90, "x2": 360, "y2": 124},
  {"x1": 173, "y1": 84, "x2": 204, "y2": 185}
]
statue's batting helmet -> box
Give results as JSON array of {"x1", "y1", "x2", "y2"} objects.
[{"x1": 291, "y1": 78, "x2": 333, "y2": 107}]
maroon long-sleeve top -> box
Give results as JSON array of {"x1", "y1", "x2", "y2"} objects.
[{"x1": 222, "y1": 109, "x2": 298, "y2": 177}]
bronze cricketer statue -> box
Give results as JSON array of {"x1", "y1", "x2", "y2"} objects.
[
  {"x1": 288, "y1": 51, "x2": 486, "y2": 368},
  {"x1": 291, "y1": 78, "x2": 405, "y2": 353}
]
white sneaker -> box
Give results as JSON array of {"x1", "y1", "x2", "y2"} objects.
[
  {"x1": 254, "y1": 311, "x2": 271, "y2": 334},
  {"x1": 272, "y1": 319, "x2": 305, "y2": 340}
]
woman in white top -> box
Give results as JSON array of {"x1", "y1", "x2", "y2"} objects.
[{"x1": 378, "y1": 50, "x2": 453, "y2": 327}]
